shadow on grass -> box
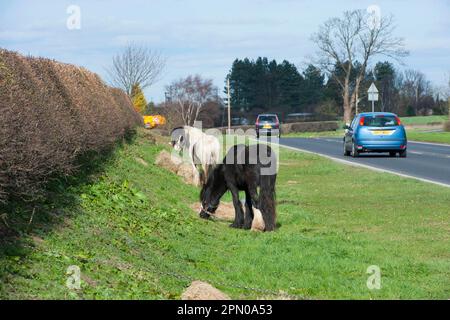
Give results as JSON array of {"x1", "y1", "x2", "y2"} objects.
[{"x1": 0, "y1": 131, "x2": 137, "y2": 285}]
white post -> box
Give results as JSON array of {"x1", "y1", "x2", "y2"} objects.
[{"x1": 227, "y1": 78, "x2": 231, "y2": 134}]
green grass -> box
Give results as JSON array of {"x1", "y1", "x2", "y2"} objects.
[
  {"x1": 407, "y1": 130, "x2": 450, "y2": 144},
  {"x1": 283, "y1": 130, "x2": 343, "y2": 138},
  {"x1": 1, "y1": 130, "x2": 449, "y2": 299},
  {"x1": 401, "y1": 115, "x2": 448, "y2": 125}
]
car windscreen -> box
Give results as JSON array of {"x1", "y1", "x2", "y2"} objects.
[
  {"x1": 258, "y1": 116, "x2": 277, "y2": 122},
  {"x1": 362, "y1": 115, "x2": 398, "y2": 127}
]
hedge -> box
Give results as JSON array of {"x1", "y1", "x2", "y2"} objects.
[
  {"x1": 216, "y1": 121, "x2": 339, "y2": 134},
  {"x1": 281, "y1": 121, "x2": 339, "y2": 133},
  {"x1": 0, "y1": 49, "x2": 142, "y2": 203}
]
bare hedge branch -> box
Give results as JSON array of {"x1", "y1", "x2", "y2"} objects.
[{"x1": 0, "y1": 49, "x2": 142, "y2": 204}]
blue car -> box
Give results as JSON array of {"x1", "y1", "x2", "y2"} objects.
[{"x1": 343, "y1": 112, "x2": 407, "y2": 158}]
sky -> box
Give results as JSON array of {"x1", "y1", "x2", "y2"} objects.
[{"x1": 1, "y1": 0, "x2": 449, "y2": 102}]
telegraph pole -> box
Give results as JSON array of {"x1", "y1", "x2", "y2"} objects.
[{"x1": 227, "y1": 77, "x2": 231, "y2": 134}]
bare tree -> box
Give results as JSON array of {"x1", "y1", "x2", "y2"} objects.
[
  {"x1": 448, "y1": 74, "x2": 450, "y2": 118},
  {"x1": 165, "y1": 75, "x2": 217, "y2": 126},
  {"x1": 431, "y1": 74, "x2": 450, "y2": 117},
  {"x1": 107, "y1": 43, "x2": 166, "y2": 96},
  {"x1": 312, "y1": 10, "x2": 408, "y2": 123},
  {"x1": 402, "y1": 69, "x2": 432, "y2": 115},
  {"x1": 441, "y1": 73, "x2": 450, "y2": 118}
]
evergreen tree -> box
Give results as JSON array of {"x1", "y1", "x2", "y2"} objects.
[
  {"x1": 301, "y1": 65, "x2": 325, "y2": 108},
  {"x1": 323, "y1": 61, "x2": 373, "y2": 115},
  {"x1": 226, "y1": 57, "x2": 304, "y2": 113},
  {"x1": 145, "y1": 101, "x2": 156, "y2": 115},
  {"x1": 131, "y1": 83, "x2": 147, "y2": 114},
  {"x1": 277, "y1": 60, "x2": 303, "y2": 110},
  {"x1": 374, "y1": 61, "x2": 397, "y2": 112}
]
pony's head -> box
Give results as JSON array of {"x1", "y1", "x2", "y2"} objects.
[
  {"x1": 170, "y1": 127, "x2": 185, "y2": 152},
  {"x1": 199, "y1": 164, "x2": 227, "y2": 219}
]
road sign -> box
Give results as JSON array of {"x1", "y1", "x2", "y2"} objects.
[
  {"x1": 368, "y1": 82, "x2": 379, "y2": 112},
  {"x1": 368, "y1": 83, "x2": 379, "y2": 101}
]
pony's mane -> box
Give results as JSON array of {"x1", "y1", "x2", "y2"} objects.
[
  {"x1": 206, "y1": 163, "x2": 221, "y2": 179},
  {"x1": 170, "y1": 126, "x2": 184, "y2": 135}
]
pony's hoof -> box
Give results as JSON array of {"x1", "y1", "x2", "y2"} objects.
[
  {"x1": 199, "y1": 210, "x2": 211, "y2": 220},
  {"x1": 229, "y1": 223, "x2": 243, "y2": 229}
]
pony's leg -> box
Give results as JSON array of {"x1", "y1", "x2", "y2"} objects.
[
  {"x1": 193, "y1": 168, "x2": 201, "y2": 186},
  {"x1": 243, "y1": 190, "x2": 254, "y2": 230},
  {"x1": 229, "y1": 186, "x2": 245, "y2": 229},
  {"x1": 259, "y1": 175, "x2": 277, "y2": 231},
  {"x1": 201, "y1": 164, "x2": 208, "y2": 185},
  {"x1": 247, "y1": 181, "x2": 260, "y2": 209},
  {"x1": 189, "y1": 145, "x2": 201, "y2": 186}
]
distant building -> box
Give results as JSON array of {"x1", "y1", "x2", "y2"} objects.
[{"x1": 285, "y1": 113, "x2": 314, "y2": 123}]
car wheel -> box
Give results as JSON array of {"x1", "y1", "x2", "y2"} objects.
[
  {"x1": 351, "y1": 142, "x2": 359, "y2": 158},
  {"x1": 343, "y1": 143, "x2": 351, "y2": 156},
  {"x1": 399, "y1": 150, "x2": 407, "y2": 158},
  {"x1": 389, "y1": 152, "x2": 397, "y2": 157}
]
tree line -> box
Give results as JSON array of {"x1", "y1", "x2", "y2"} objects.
[
  {"x1": 225, "y1": 57, "x2": 448, "y2": 121},
  {"x1": 107, "y1": 10, "x2": 449, "y2": 127}
]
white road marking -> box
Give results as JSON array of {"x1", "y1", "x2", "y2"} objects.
[
  {"x1": 324, "y1": 138, "x2": 340, "y2": 143},
  {"x1": 409, "y1": 140, "x2": 450, "y2": 148},
  {"x1": 275, "y1": 142, "x2": 450, "y2": 189},
  {"x1": 301, "y1": 137, "x2": 449, "y2": 157}
]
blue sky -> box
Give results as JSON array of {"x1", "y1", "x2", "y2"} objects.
[{"x1": 1, "y1": 0, "x2": 449, "y2": 102}]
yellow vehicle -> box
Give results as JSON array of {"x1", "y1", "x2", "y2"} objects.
[{"x1": 143, "y1": 115, "x2": 166, "y2": 129}]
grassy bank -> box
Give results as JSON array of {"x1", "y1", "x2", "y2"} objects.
[
  {"x1": 407, "y1": 130, "x2": 450, "y2": 144},
  {"x1": 1, "y1": 130, "x2": 449, "y2": 299},
  {"x1": 401, "y1": 115, "x2": 447, "y2": 125}
]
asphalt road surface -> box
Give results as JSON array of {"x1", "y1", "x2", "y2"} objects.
[{"x1": 279, "y1": 137, "x2": 450, "y2": 187}]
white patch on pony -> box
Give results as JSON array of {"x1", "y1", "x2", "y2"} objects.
[
  {"x1": 172, "y1": 126, "x2": 220, "y2": 185},
  {"x1": 251, "y1": 209, "x2": 265, "y2": 232}
]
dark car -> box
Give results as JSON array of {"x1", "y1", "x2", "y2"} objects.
[
  {"x1": 255, "y1": 114, "x2": 280, "y2": 139},
  {"x1": 343, "y1": 112, "x2": 407, "y2": 158}
]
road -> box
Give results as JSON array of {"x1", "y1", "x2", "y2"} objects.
[{"x1": 278, "y1": 137, "x2": 450, "y2": 187}]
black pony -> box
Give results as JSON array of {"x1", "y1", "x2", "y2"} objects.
[{"x1": 199, "y1": 144, "x2": 277, "y2": 231}]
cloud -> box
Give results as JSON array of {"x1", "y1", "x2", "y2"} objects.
[{"x1": 1, "y1": 0, "x2": 449, "y2": 102}]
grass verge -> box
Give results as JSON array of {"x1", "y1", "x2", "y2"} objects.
[
  {"x1": 1, "y1": 129, "x2": 449, "y2": 299},
  {"x1": 401, "y1": 115, "x2": 447, "y2": 125},
  {"x1": 407, "y1": 130, "x2": 450, "y2": 145}
]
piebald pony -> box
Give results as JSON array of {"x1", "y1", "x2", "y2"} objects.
[{"x1": 171, "y1": 126, "x2": 221, "y2": 185}]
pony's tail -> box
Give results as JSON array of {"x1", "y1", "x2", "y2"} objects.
[{"x1": 259, "y1": 173, "x2": 277, "y2": 231}]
